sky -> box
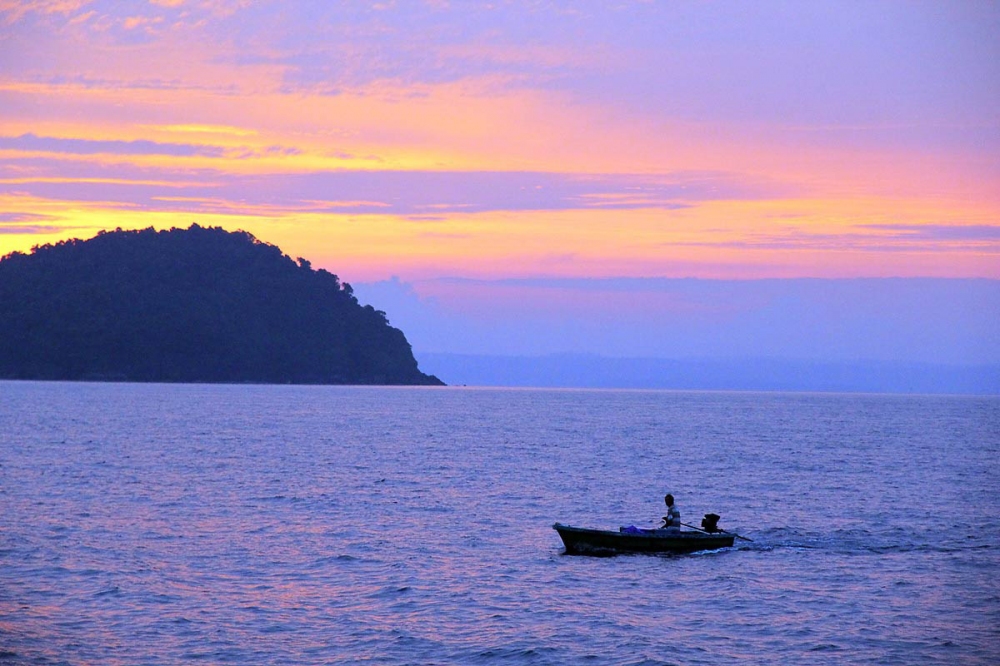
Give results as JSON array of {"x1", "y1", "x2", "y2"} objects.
[{"x1": 1, "y1": 1, "x2": 998, "y2": 369}]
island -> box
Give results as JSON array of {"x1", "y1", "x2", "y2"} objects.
[{"x1": 0, "y1": 224, "x2": 444, "y2": 386}]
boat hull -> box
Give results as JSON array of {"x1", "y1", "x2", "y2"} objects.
[{"x1": 553, "y1": 523, "x2": 735, "y2": 555}]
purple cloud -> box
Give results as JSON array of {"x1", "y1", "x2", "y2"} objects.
[
  {"x1": 0, "y1": 212, "x2": 64, "y2": 235},
  {"x1": 0, "y1": 133, "x2": 226, "y2": 158},
  {"x1": 0, "y1": 212, "x2": 55, "y2": 222},
  {"x1": 664, "y1": 224, "x2": 1000, "y2": 253},
  {"x1": 860, "y1": 224, "x2": 1000, "y2": 241},
  {"x1": 0, "y1": 165, "x2": 791, "y2": 216}
]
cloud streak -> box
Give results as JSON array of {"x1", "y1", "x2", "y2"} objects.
[
  {"x1": 0, "y1": 133, "x2": 226, "y2": 157},
  {"x1": 665, "y1": 226, "x2": 1000, "y2": 253},
  {"x1": 0, "y1": 167, "x2": 788, "y2": 216},
  {"x1": 861, "y1": 224, "x2": 1000, "y2": 242}
]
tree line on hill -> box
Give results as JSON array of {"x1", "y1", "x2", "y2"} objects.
[{"x1": 0, "y1": 224, "x2": 443, "y2": 385}]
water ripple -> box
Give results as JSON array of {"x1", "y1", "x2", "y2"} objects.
[{"x1": 1, "y1": 383, "x2": 997, "y2": 665}]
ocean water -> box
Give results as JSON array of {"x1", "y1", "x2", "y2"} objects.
[{"x1": 1, "y1": 382, "x2": 998, "y2": 665}]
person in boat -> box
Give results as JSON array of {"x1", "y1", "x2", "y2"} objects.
[{"x1": 662, "y1": 493, "x2": 681, "y2": 531}]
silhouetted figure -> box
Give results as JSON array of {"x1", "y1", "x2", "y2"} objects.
[{"x1": 662, "y1": 493, "x2": 681, "y2": 531}]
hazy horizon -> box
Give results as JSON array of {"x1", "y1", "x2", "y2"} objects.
[{"x1": 354, "y1": 276, "x2": 999, "y2": 361}]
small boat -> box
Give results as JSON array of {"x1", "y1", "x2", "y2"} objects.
[{"x1": 553, "y1": 522, "x2": 736, "y2": 555}]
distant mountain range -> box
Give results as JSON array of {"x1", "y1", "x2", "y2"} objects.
[
  {"x1": 0, "y1": 225, "x2": 443, "y2": 385},
  {"x1": 418, "y1": 353, "x2": 999, "y2": 395}
]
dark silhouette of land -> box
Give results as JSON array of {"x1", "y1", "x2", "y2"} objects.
[{"x1": 0, "y1": 225, "x2": 444, "y2": 385}]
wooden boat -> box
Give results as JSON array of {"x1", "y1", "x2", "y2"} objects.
[{"x1": 553, "y1": 522, "x2": 735, "y2": 555}]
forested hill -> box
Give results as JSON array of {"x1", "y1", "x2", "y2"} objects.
[{"x1": 0, "y1": 225, "x2": 444, "y2": 385}]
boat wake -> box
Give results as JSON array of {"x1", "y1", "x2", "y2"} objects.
[{"x1": 741, "y1": 525, "x2": 992, "y2": 555}]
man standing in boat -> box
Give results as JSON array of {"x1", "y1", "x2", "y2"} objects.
[{"x1": 662, "y1": 493, "x2": 681, "y2": 531}]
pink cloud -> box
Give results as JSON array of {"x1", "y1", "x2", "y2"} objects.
[{"x1": 0, "y1": 1, "x2": 90, "y2": 25}]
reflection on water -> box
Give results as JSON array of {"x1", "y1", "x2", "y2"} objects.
[{"x1": 1, "y1": 382, "x2": 998, "y2": 664}]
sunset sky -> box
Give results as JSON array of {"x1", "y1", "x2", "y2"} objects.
[{"x1": 2, "y1": 1, "x2": 998, "y2": 368}]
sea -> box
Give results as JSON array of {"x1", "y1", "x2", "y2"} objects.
[{"x1": 1, "y1": 382, "x2": 998, "y2": 665}]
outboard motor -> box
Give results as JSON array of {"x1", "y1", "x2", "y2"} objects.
[{"x1": 701, "y1": 513, "x2": 722, "y2": 533}]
